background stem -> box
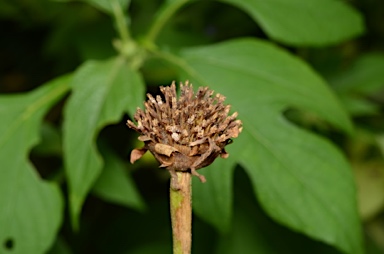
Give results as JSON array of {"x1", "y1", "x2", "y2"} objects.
[
  {"x1": 111, "y1": 0, "x2": 131, "y2": 44},
  {"x1": 170, "y1": 172, "x2": 192, "y2": 254},
  {"x1": 146, "y1": 0, "x2": 189, "y2": 43}
]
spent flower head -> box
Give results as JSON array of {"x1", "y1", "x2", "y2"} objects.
[{"x1": 127, "y1": 81, "x2": 242, "y2": 189}]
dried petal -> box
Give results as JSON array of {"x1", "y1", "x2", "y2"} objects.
[
  {"x1": 154, "y1": 143, "x2": 178, "y2": 157},
  {"x1": 130, "y1": 148, "x2": 147, "y2": 164},
  {"x1": 138, "y1": 135, "x2": 151, "y2": 141}
]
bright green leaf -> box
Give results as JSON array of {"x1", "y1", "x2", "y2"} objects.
[
  {"x1": 165, "y1": 38, "x2": 363, "y2": 254},
  {"x1": 0, "y1": 75, "x2": 70, "y2": 254},
  {"x1": 192, "y1": 155, "x2": 235, "y2": 233},
  {"x1": 221, "y1": 0, "x2": 364, "y2": 46},
  {"x1": 92, "y1": 146, "x2": 145, "y2": 210},
  {"x1": 63, "y1": 57, "x2": 145, "y2": 229}
]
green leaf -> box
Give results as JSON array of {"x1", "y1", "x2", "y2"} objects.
[
  {"x1": 330, "y1": 53, "x2": 384, "y2": 116},
  {"x1": 165, "y1": 38, "x2": 362, "y2": 254},
  {"x1": 192, "y1": 155, "x2": 235, "y2": 233},
  {"x1": 331, "y1": 53, "x2": 384, "y2": 94},
  {"x1": 221, "y1": 0, "x2": 364, "y2": 46},
  {"x1": 145, "y1": 0, "x2": 191, "y2": 42},
  {"x1": 33, "y1": 122, "x2": 62, "y2": 156},
  {"x1": 0, "y1": 75, "x2": 70, "y2": 254},
  {"x1": 83, "y1": 0, "x2": 130, "y2": 14},
  {"x1": 215, "y1": 208, "x2": 273, "y2": 254},
  {"x1": 63, "y1": 57, "x2": 145, "y2": 229},
  {"x1": 337, "y1": 96, "x2": 380, "y2": 117},
  {"x1": 353, "y1": 161, "x2": 384, "y2": 221},
  {"x1": 92, "y1": 146, "x2": 145, "y2": 210},
  {"x1": 48, "y1": 237, "x2": 72, "y2": 254}
]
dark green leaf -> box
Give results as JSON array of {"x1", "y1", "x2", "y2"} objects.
[
  {"x1": 221, "y1": 0, "x2": 364, "y2": 46},
  {"x1": 92, "y1": 146, "x2": 145, "y2": 210},
  {"x1": 164, "y1": 38, "x2": 362, "y2": 254},
  {"x1": 48, "y1": 237, "x2": 73, "y2": 254},
  {"x1": 337, "y1": 96, "x2": 380, "y2": 117},
  {"x1": 215, "y1": 208, "x2": 272, "y2": 254},
  {"x1": 330, "y1": 53, "x2": 384, "y2": 116},
  {"x1": 0, "y1": 75, "x2": 70, "y2": 254},
  {"x1": 63, "y1": 57, "x2": 145, "y2": 229},
  {"x1": 331, "y1": 53, "x2": 384, "y2": 94},
  {"x1": 145, "y1": 0, "x2": 190, "y2": 42},
  {"x1": 192, "y1": 155, "x2": 235, "y2": 233},
  {"x1": 127, "y1": 242, "x2": 171, "y2": 254},
  {"x1": 33, "y1": 122, "x2": 62, "y2": 156}
]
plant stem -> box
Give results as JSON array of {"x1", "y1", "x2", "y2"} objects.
[
  {"x1": 146, "y1": 0, "x2": 190, "y2": 43},
  {"x1": 111, "y1": 0, "x2": 131, "y2": 45},
  {"x1": 170, "y1": 172, "x2": 192, "y2": 254}
]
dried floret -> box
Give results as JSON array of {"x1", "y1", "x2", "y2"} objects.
[{"x1": 127, "y1": 81, "x2": 242, "y2": 189}]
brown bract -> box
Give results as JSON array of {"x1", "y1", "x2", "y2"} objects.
[{"x1": 127, "y1": 81, "x2": 242, "y2": 189}]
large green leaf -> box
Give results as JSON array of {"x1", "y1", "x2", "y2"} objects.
[
  {"x1": 0, "y1": 75, "x2": 70, "y2": 254},
  {"x1": 63, "y1": 57, "x2": 145, "y2": 228},
  {"x1": 221, "y1": 0, "x2": 364, "y2": 46},
  {"x1": 160, "y1": 38, "x2": 362, "y2": 254},
  {"x1": 192, "y1": 154, "x2": 235, "y2": 233},
  {"x1": 92, "y1": 146, "x2": 145, "y2": 210}
]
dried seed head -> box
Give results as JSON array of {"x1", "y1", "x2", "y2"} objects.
[{"x1": 127, "y1": 81, "x2": 242, "y2": 187}]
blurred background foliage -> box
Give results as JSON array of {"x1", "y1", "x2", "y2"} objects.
[{"x1": 1, "y1": 0, "x2": 384, "y2": 253}]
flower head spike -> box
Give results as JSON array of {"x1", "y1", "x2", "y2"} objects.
[{"x1": 127, "y1": 81, "x2": 242, "y2": 189}]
